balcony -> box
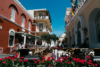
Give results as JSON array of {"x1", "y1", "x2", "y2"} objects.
[
  {"x1": 34, "y1": 16, "x2": 49, "y2": 20},
  {"x1": 34, "y1": 16, "x2": 52, "y2": 32},
  {"x1": 36, "y1": 29, "x2": 51, "y2": 35}
]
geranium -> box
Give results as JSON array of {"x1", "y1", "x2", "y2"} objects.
[
  {"x1": 3, "y1": 61, "x2": 6, "y2": 64},
  {"x1": 24, "y1": 59, "x2": 28, "y2": 62},
  {"x1": 95, "y1": 64, "x2": 98, "y2": 66},
  {"x1": 35, "y1": 61, "x2": 37, "y2": 64},
  {"x1": 19, "y1": 59, "x2": 23, "y2": 62},
  {"x1": 57, "y1": 47, "x2": 60, "y2": 50},
  {"x1": 67, "y1": 61, "x2": 72, "y2": 64},
  {"x1": 49, "y1": 64, "x2": 51, "y2": 67},
  {"x1": 33, "y1": 58, "x2": 35, "y2": 61},
  {"x1": 62, "y1": 57, "x2": 65, "y2": 60},
  {"x1": 40, "y1": 56, "x2": 42, "y2": 57},
  {"x1": 7, "y1": 56, "x2": 11, "y2": 60},
  {"x1": 37, "y1": 59, "x2": 40, "y2": 62},
  {"x1": 14, "y1": 59, "x2": 17, "y2": 62},
  {"x1": 0, "y1": 58, "x2": 3, "y2": 61},
  {"x1": 43, "y1": 57, "x2": 45, "y2": 60},
  {"x1": 47, "y1": 57, "x2": 51, "y2": 61},
  {"x1": 65, "y1": 56, "x2": 69, "y2": 59},
  {"x1": 14, "y1": 53, "x2": 18, "y2": 58},
  {"x1": 88, "y1": 60, "x2": 92, "y2": 63},
  {"x1": 52, "y1": 57, "x2": 54, "y2": 60},
  {"x1": 87, "y1": 55, "x2": 90, "y2": 59}
]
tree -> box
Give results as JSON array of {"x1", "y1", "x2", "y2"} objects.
[{"x1": 51, "y1": 34, "x2": 59, "y2": 46}]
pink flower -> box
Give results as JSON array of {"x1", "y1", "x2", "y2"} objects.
[
  {"x1": 49, "y1": 64, "x2": 51, "y2": 67},
  {"x1": 3, "y1": 61, "x2": 6, "y2": 64},
  {"x1": 62, "y1": 57, "x2": 65, "y2": 60},
  {"x1": 95, "y1": 64, "x2": 98, "y2": 66},
  {"x1": 33, "y1": 58, "x2": 35, "y2": 61}
]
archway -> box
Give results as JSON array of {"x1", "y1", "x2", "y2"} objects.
[
  {"x1": 74, "y1": 16, "x2": 85, "y2": 48},
  {"x1": 88, "y1": 8, "x2": 100, "y2": 48},
  {"x1": 77, "y1": 22, "x2": 81, "y2": 47}
]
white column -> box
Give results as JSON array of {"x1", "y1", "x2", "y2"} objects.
[
  {"x1": 79, "y1": 28, "x2": 85, "y2": 44},
  {"x1": 42, "y1": 40, "x2": 43, "y2": 45},
  {"x1": 24, "y1": 34, "x2": 26, "y2": 44},
  {"x1": 35, "y1": 38, "x2": 37, "y2": 45},
  {"x1": 55, "y1": 49, "x2": 58, "y2": 60}
]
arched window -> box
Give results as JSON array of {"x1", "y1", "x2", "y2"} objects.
[
  {"x1": 29, "y1": 21, "x2": 31, "y2": 31},
  {"x1": 11, "y1": 8, "x2": 15, "y2": 22},
  {"x1": 21, "y1": 16, "x2": 25, "y2": 27},
  {"x1": 95, "y1": 11, "x2": 100, "y2": 43},
  {"x1": 8, "y1": 29, "x2": 15, "y2": 47}
]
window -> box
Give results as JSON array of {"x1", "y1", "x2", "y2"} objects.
[
  {"x1": 29, "y1": 21, "x2": 31, "y2": 31},
  {"x1": 39, "y1": 13, "x2": 43, "y2": 16},
  {"x1": 11, "y1": 8, "x2": 15, "y2": 22},
  {"x1": 95, "y1": 11, "x2": 100, "y2": 43},
  {"x1": 21, "y1": 17, "x2": 25, "y2": 27},
  {"x1": 9, "y1": 31, "x2": 15, "y2": 47},
  {"x1": 39, "y1": 23, "x2": 43, "y2": 32}
]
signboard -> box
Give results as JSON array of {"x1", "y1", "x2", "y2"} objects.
[{"x1": 0, "y1": 26, "x2": 2, "y2": 29}]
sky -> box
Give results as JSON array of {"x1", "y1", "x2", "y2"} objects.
[{"x1": 19, "y1": 0, "x2": 71, "y2": 37}]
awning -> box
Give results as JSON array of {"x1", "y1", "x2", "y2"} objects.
[{"x1": 16, "y1": 32, "x2": 40, "y2": 38}]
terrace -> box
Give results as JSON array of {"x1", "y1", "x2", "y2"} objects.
[{"x1": 0, "y1": 47, "x2": 100, "y2": 67}]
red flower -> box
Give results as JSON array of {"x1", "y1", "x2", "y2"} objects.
[
  {"x1": 19, "y1": 59, "x2": 23, "y2": 62},
  {"x1": 33, "y1": 58, "x2": 35, "y2": 61},
  {"x1": 35, "y1": 61, "x2": 37, "y2": 64},
  {"x1": 67, "y1": 61, "x2": 72, "y2": 64},
  {"x1": 52, "y1": 57, "x2": 54, "y2": 60},
  {"x1": 95, "y1": 64, "x2": 98, "y2": 66},
  {"x1": 62, "y1": 57, "x2": 65, "y2": 60},
  {"x1": 7, "y1": 56, "x2": 11, "y2": 60},
  {"x1": 3, "y1": 61, "x2": 6, "y2": 64},
  {"x1": 14, "y1": 53, "x2": 18, "y2": 58},
  {"x1": 14, "y1": 59, "x2": 17, "y2": 62},
  {"x1": 47, "y1": 57, "x2": 51, "y2": 61},
  {"x1": 37, "y1": 59, "x2": 40, "y2": 62},
  {"x1": 40, "y1": 56, "x2": 42, "y2": 57},
  {"x1": 65, "y1": 56, "x2": 69, "y2": 59},
  {"x1": 55, "y1": 60, "x2": 57, "y2": 62},
  {"x1": 87, "y1": 55, "x2": 90, "y2": 59},
  {"x1": 0, "y1": 58, "x2": 3, "y2": 61},
  {"x1": 24, "y1": 59, "x2": 28, "y2": 62},
  {"x1": 88, "y1": 60, "x2": 92, "y2": 63},
  {"x1": 49, "y1": 64, "x2": 51, "y2": 67},
  {"x1": 43, "y1": 57, "x2": 45, "y2": 60},
  {"x1": 57, "y1": 47, "x2": 60, "y2": 50}
]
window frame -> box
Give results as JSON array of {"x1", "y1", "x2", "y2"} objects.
[
  {"x1": 11, "y1": 8, "x2": 15, "y2": 22},
  {"x1": 39, "y1": 22, "x2": 43, "y2": 32},
  {"x1": 21, "y1": 16, "x2": 25, "y2": 27},
  {"x1": 8, "y1": 29, "x2": 15, "y2": 47}
]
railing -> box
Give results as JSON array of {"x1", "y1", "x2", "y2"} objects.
[
  {"x1": 10, "y1": 43, "x2": 19, "y2": 53},
  {"x1": 34, "y1": 16, "x2": 49, "y2": 19}
]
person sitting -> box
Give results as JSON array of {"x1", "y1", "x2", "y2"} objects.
[
  {"x1": 27, "y1": 43, "x2": 29, "y2": 48},
  {"x1": 74, "y1": 44, "x2": 79, "y2": 48}
]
